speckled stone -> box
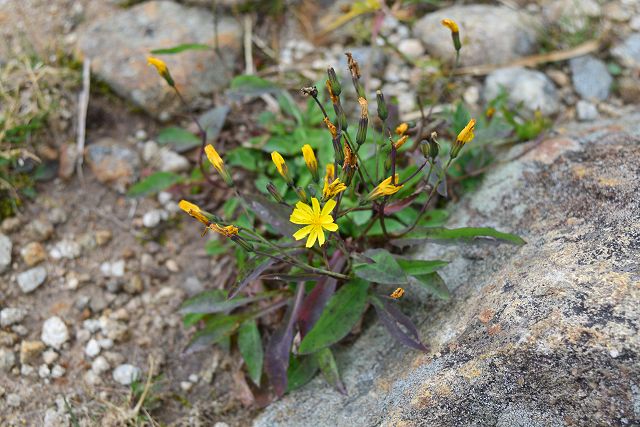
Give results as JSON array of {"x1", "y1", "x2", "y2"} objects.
[{"x1": 254, "y1": 113, "x2": 640, "y2": 427}]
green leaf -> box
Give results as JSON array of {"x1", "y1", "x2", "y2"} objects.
[
  {"x1": 184, "y1": 315, "x2": 242, "y2": 354},
  {"x1": 286, "y1": 355, "x2": 319, "y2": 392},
  {"x1": 156, "y1": 127, "x2": 200, "y2": 152},
  {"x1": 315, "y1": 347, "x2": 346, "y2": 394},
  {"x1": 238, "y1": 320, "x2": 263, "y2": 386},
  {"x1": 228, "y1": 75, "x2": 279, "y2": 98},
  {"x1": 353, "y1": 249, "x2": 408, "y2": 285},
  {"x1": 298, "y1": 279, "x2": 369, "y2": 354},
  {"x1": 127, "y1": 171, "x2": 182, "y2": 197},
  {"x1": 242, "y1": 194, "x2": 297, "y2": 237},
  {"x1": 391, "y1": 226, "x2": 526, "y2": 247},
  {"x1": 410, "y1": 272, "x2": 450, "y2": 300},
  {"x1": 205, "y1": 238, "x2": 229, "y2": 256},
  {"x1": 182, "y1": 313, "x2": 206, "y2": 328},
  {"x1": 150, "y1": 43, "x2": 210, "y2": 54},
  {"x1": 396, "y1": 258, "x2": 448, "y2": 276},
  {"x1": 180, "y1": 290, "x2": 280, "y2": 314}
]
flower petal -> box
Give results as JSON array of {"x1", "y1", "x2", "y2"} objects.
[
  {"x1": 316, "y1": 227, "x2": 326, "y2": 246},
  {"x1": 321, "y1": 199, "x2": 337, "y2": 216},
  {"x1": 290, "y1": 209, "x2": 312, "y2": 224},
  {"x1": 311, "y1": 197, "x2": 321, "y2": 215},
  {"x1": 295, "y1": 201, "x2": 313, "y2": 215},
  {"x1": 305, "y1": 227, "x2": 318, "y2": 248},
  {"x1": 319, "y1": 214, "x2": 335, "y2": 225},
  {"x1": 293, "y1": 225, "x2": 313, "y2": 240},
  {"x1": 322, "y1": 222, "x2": 338, "y2": 232}
]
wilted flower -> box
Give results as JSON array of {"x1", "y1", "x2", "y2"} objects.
[
  {"x1": 322, "y1": 178, "x2": 347, "y2": 201},
  {"x1": 395, "y1": 122, "x2": 409, "y2": 136},
  {"x1": 390, "y1": 288, "x2": 405, "y2": 299}
]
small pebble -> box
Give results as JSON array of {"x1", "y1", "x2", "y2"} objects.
[
  {"x1": 49, "y1": 239, "x2": 82, "y2": 260},
  {"x1": 0, "y1": 308, "x2": 27, "y2": 327},
  {"x1": 20, "y1": 242, "x2": 46, "y2": 266},
  {"x1": 41, "y1": 316, "x2": 70, "y2": 350},
  {"x1": 38, "y1": 364, "x2": 51, "y2": 378},
  {"x1": 92, "y1": 356, "x2": 110, "y2": 375},
  {"x1": 42, "y1": 350, "x2": 59, "y2": 365},
  {"x1": 180, "y1": 381, "x2": 193, "y2": 392},
  {"x1": 21, "y1": 364, "x2": 35, "y2": 376},
  {"x1": 113, "y1": 364, "x2": 141, "y2": 385},
  {"x1": 51, "y1": 364, "x2": 66, "y2": 378},
  {"x1": 6, "y1": 393, "x2": 21, "y2": 407},
  {"x1": 85, "y1": 339, "x2": 101, "y2": 358},
  {"x1": 17, "y1": 266, "x2": 48, "y2": 293}
]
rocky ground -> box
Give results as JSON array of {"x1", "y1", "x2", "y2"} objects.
[{"x1": 1, "y1": 0, "x2": 639, "y2": 425}]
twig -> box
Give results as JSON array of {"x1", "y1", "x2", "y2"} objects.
[
  {"x1": 243, "y1": 14, "x2": 254, "y2": 75},
  {"x1": 455, "y1": 39, "x2": 600, "y2": 76},
  {"x1": 76, "y1": 58, "x2": 91, "y2": 182}
]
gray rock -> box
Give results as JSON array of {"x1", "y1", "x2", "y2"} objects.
[
  {"x1": 0, "y1": 348, "x2": 15, "y2": 372},
  {"x1": 24, "y1": 218, "x2": 54, "y2": 242},
  {"x1": 0, "y1": 233, "x2": 11, "y2": 273},
  {"x1": 86, "y1": 138, "x2": 140, "y2": 193},
  {"x1": 397, "y1": 38, "x2": 424, "y2": 59},
  {"x1": 255, "y1": 113, "x2": 640, "y2": 426},
  {"x1": 484, "y1": 67, "x2": 560, "y2": 115},
  {"x1": 542, "y1": 0, "x2": 601, "y2": 33},
  {"x1": 113, "y1": 363, "x2": 141, "y2": 385},
  {"x1": 612, "y1": 33, "x2": 640, "y2": 69},
  {"x1": 41, "y1": 317, "x2": 69, "y2": 350},
  {"x1": 576, "y1": 100, "x2": 599, "y2": 121},
  {"x1": 414, "y1": 5, "x2": 538, "y2": 66},
  {"x1": 6, "y1": 393, "x2": 21, "y2": 407},
  {"x1": 77, "y1": 1, "x2": 241, "y2": 118},
  {"x1": 0, "y1": 308, "x2": 27, "y2": 327},
  {"x1": 570, "y1": 55, "x2": 612, "y2": 100},
  {"x1": 159, "y1": 149, "x2": 190, "y2": 173},
  {"x1": 17, "y1": 266, "x2": 48, "y2": 293}
]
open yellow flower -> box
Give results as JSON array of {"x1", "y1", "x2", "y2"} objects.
[
  {"x1": 290, "y1": 198, "x2": 339, "y2": 247},
  {"x1": 301, "y1": 144, "x2": 319, "y2": 181},
  {"x1": 147, "y1": 56, "x2": 174, "y2": 87},
  {"x1": 367, "y1": 174, "x2": 403, "y2": 200},
  {"x1": 271, "y1": 151, "x2": 291, "y2": 183},
  {"x1": 322, "y1": 178, "x2": 347, "y2": 201}
]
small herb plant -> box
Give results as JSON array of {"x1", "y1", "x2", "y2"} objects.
[{"x1": 145, "y1": 19, "x2": 524, "y2": 399}]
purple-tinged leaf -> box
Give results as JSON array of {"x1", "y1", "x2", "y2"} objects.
[
  {"x1": 383, "y1": 193, "x2": 419, "y2": 215},
  {"x1": 242, "y1": 194, "x2": 297, "y2": 237},
  {"x1": 298, "y1": 252, "x2": 346, "y2": 337},
  {"x1": 264, "y1": 283, "x2": 305, "y2": 397},
  {"x1": 180, "y1": 290, "x2": 280, "y2": 314},
  {"x1": 286, "y1": 355, "x2": 319, "y2": 393},
  {"x1": 371, "y1": 295, "x2": 428, "y2": 352},
  {"x1": 315, "y1": 347, "x2": 347, "y2": 395},
  {"x1": 228, "y1": 256, "x2": 277, "y2": 299}
]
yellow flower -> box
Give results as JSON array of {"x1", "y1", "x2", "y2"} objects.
[
  {"x1": 395, "y1": 122, "x2": 409, "y2": 135},
  {"x1": 179, "y1": 200, "x2": 209, "y2": 226},
  {"x1": 441, "y1": 19, "x2": 461, "y2": 51},
  {"x1": 301, "y1": 144, "x2": 319, "y2": 181},
  {"x1": 390, "y1": 288, "x2": 405, "y2": 299},
  {"x1": 441, "y1": 19, "x2": 459, "y2": 33},
  {"x1": 322, "y1": 178, "x2": 347, "y2": 201},
  {"x1": 394, "y1": 135, "x2": 409, "y2": 149},
  {"x1": 210, "y1": 224, "x2": 239, "y2": 238},
  {"x1": 290, "y1": 198, "x2": 339, "y2": 248},
  {"x1": 147, "y1": 56, "x2": 174, "y2": 86},
  {"x1": 205, "y1": 144, "x2": 232, "y2": 186},
  {"x1": 450, "y1": 118, "x2": 476, "y2": 159},
  {"x1": 367, "y1": 175, "x2": 403, "y2": 200},
  {"x1": 325, "y1": 163, "x2": 335, "y2": 183},
  {"x1": 271, "y1": 151, "x2": 291, "y2": 183}
]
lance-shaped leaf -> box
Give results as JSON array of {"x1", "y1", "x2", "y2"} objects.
[
  {"x1": 126, "y1": 171, "x2": 182, "y2": 197},
  {"x1": 298, "y1": 253, "x2": 347, "y2": 337},
  {"x1": 391, "y1": 226, "x2": 526, "y2": 247},
  {"x1": 298, "y1": 279, "x2": 369, "y2": 355},
  {"x1": 180, "y1": 290, "x2": 280, "y2": 314},
  {"x1": 156, "y1": 126, "x2": 201, "y2": 152},
  {"x1": 242, "y1": 194, "x2": 297, "y2": 237},
  {"x1": 150, "y1": 43, "x2": 210, "y2": 54},
  {"x1": 228, "y1": 255, "x2": 277, "y2": 299},
  {"x1": 353, "y1": 248, "x2": 408, "y2": 285},
  {"x1": 315, "y1": 347, "x2": 346, "y2": 395},
  {"x1": 383, "y1": 193, "x2": 419, "y2": 215},
  {"x1": 238, "y1": 320, "x2": 264, "y2": 386},
  {"x1": 265, "y1": 284, "x2": 305, "y2": 397},
  {"x1": 371, "y1": 295, "x2": 428, "y2": 352},
  {"x1": 286, "y1": 355, "x2": 319, "y2": 393},
  {"x1": 396, "y1": 258, "x2": 448, "y2": 276},
  {"x1": 199, "y1": 106, "x2": 230, "y2": 143},
  {"x1": 183, "y1": 314, "x2": 243, "y2": 354},
  {"x1": 410, "y1": 272, "x2": 450, "y2": 300}
]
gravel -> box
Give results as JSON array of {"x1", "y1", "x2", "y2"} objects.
[
  {"x1": 113, "y1": 364, "x2": 141, "y2": 385},
  {"x1": 570, "y1": 55, "x2": 612, "y2": 100},
  {"x1": 0, "y1": 348, "x2": 16, "y2": 372},
  {"x1": 49, "y1": 239, "x2": 82, "y2": 260},
  {"x1": 612, "y1": 33, "x2": 640, "y2": 68},
  {"x1": 0, "y1": 308, "x2": 27, "y2": 327},
  {"x1": 17, "y1": 266, "x2": 48, "y2": 293},
  {"x1": 0, "y1": 233, "x2": 12, "y2": 273},
  {"x1": 41, "y1": 317, "x2": 70, "y2": 350},
  {"x1": 576, "y1": 100, "x2": 599, "y2": 121},
  {"x1": 85, "y1": 339, "x2": 101, "y2": 358}
]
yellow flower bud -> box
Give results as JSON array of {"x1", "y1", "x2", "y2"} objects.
[
  {"x1": 205, "y1": 144, "x2": 233, "y2": 186},
  {"x1": 367, "y1": 175, "x2": 403, "y2": 200},
  {"x1": 394, "y1": 135, "x2": 409, "y2": 149},
  {"x1": 271, "y1": 151, "x2": 291, "y2": 183},
  {"x1": 147, "y1": 56, "x2": 175, "y2": 86},
  {"x1": 301, "y1": 144, "x2": 319, "y2": 182},
  {"x1": 395, "y1": 122, "x2": 409, "y2": 136},
  {"x1": 450, "y1": 118, "x2": 476, "y2": 159},
  {"x1": 441, "y1": 19, "x2": 461, "y2": 51}
]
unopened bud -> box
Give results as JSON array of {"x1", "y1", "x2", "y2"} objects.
[
  {"x1": 327, "y1": 67, "x2": 341, "y2": 97},
  {"x1": 376, "y1": 90, "x2": 388, "y2": 121},
  {"x1": 266, "y1": 182, "x2": 284, "y2": 203},
  {"x1": 306, "y1": 184, "x2": 317, "y2": 198}
]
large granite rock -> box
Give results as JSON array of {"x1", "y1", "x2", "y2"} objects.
[
  {"x1": 78, "y1": 1, "x2": 241, "y2": 118},
  {"x1": 414, "y1": 5, "x2": 538, "y2": 67},
  {"x1": 255, "y1": 114, "x2": 640, "y2": 426}
]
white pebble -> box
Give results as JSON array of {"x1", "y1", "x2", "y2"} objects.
[
  {"x1": 180, "y1": 381, "x2": 193, "y2": 392},
  {"x1": 85, "y1": 339, "x2": 101, "y2": 358},
  {"x1": 38, "y1": 364, "x2": 51, "y2": 378},
  {"x1": 21, "y1": 364, "x2": 35, "y2": 376},
  {"x1": 83, "y1": 319, "x2": 102, "y2": 333},
  {"x1": 51, "y1": 364, "x2": 66, "y2": 378},
  {"x1": 91, "y1": 356, "x2": 110, "y2": 375},
  {"x1": 0, "y1": 308, "x2": 27, "y2": 327},
  {"x1": 113, "y1": 364, "x2": 141, "y2": 385},
  {"x1": 42, "y1": 350, "x2": 59, "y2": 365},
  {"x1": 41, "y1": 317, "x2": 69, "y2": 350},
  {"x1": 188, "y1": 374, "x2": 198, "y2": 383}
]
